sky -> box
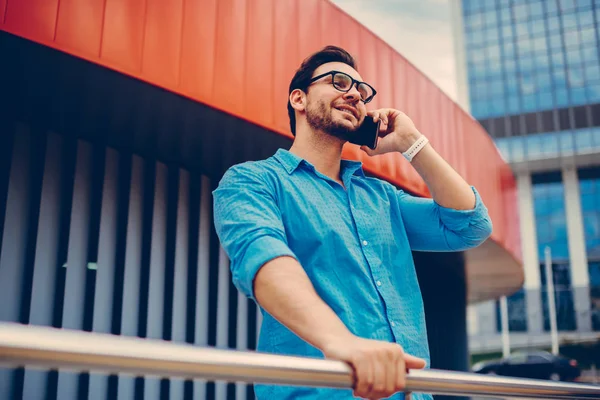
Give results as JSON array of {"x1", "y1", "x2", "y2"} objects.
[{"x1": 329, "y1": 0, "x2": 458, "y2": 102}]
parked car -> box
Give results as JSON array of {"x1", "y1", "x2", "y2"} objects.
[{"x1": 472, "y1": 351, "x2": 581, "y2": 381}]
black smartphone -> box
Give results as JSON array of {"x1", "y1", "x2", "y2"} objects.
[{"x1": 348, "y1": 116, "x2": 381, "y2": 150}]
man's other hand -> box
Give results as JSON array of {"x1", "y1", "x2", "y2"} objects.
[{"x1": 322, "y1": 335, "x2": 426, "y2": 399}]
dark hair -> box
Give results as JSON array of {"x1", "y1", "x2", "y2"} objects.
[{"x1": 287, "y1": 45, "x2": 357, "y2": 136}]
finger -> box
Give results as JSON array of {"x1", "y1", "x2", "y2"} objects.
[
  {"x1": 394, "y1": 346, "x2": 405, "y2": 392},
  {"x1": 404, "y1": 354, "x2": 427, "y2": 369},
  {"x1": 385, "y1": 350, "x2": 397, "y2": 396},
  {"x1": 370, "y1": 355, "x2": 385, "y2": 399},
  {"x1": 396, "y1": 350, "x2": 406, "y2": 393},
  {"x1": 360, "y1": 145, "x2": 376, "y2": 156},
  {"x1": 380, "y1": 112, "x2": 389, "y2": 126},
  {"x1": 353, "y1": 358, "x2": 373, "y2": 399},
  {"x1": 378, "y1": 120, "x2": 388, "y2": 135}
]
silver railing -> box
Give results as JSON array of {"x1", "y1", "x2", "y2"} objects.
[{"x1": 0, "y1": 322, "x2": 599, "y2": 399}]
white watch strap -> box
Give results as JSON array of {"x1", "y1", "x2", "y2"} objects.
[{"x1": 402, "y1": 135, "x2": 429, "y2": 162}]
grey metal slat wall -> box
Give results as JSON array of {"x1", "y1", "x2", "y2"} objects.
[
  {"x1": 170, "y1": 168, "x2": 190, "y2": 400},
  {"x1": 22, "y1": 132, "x2": 64, "y2": 400},
  {"x1": 0, "y1": 124, "x2": 262, "y2": 400},
  {"x1": 194, "y1": 175, "x2": 212, "y2": 400},
  {"x1": 89, "y1": 147, "x2": 119, "y2": 400},
  {"x1": 0, "y1": 125, "x2": 34, "y2": 398},
  {"x1": 57, "y1": 140, "x2": 96, "y2": 400},
  {"x1": 118, "y1": 154, "x2": 145, "y2": 400},
  {"x1": 144, "y1": 161, "x2": 167, "y2": 400},
  {"x1": 215, "y1": 247, "x2": 231, "y2": 400}
]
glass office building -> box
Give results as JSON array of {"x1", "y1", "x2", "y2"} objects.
[{"x1": 452, "y1": 0, "x2": 600, "y2": 355}]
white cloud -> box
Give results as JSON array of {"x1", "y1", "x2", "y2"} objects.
[{"x1": 330, "y1": 0, "x2": 458, "y2": 102}]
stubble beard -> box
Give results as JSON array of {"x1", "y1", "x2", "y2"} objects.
[{"x1": 306, "y1": 100, "x2": 356, "y2": 141}]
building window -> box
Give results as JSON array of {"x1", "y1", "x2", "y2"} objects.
[
  {"x1": 532, "y1": 178, "x2": 577, "y2": 331},
  {"x1": 590, "y1": 262, "x2": 600, "y2": 331},
  {"x1": 578, "y1": 168, "x2": 600, "y2": 331},
  {"x1": 539, "y1": 261, "x2": 577, "y2": 331},
  {"x1": 495, "y1": 288, "x2": 528, "y2": 332},
  {"x1": 559, "y1": 0, "x2": 577, "y2": 11}
]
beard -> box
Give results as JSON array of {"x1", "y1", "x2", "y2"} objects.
[{"x1": 305, "y1": 100, "x2": 357, "y2": 141}]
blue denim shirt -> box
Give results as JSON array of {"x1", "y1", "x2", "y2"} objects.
[{"x1": 213, "y1": 149, "x2": 493, "y2": 400}]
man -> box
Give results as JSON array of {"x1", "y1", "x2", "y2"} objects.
[{"x1": 213, "y1": 46, "x2": 492, "y2": 399}]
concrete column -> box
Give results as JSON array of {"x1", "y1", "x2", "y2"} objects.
[
  {"x1": 562, "y1": 167, "x2": 591, "y2": 332},
  {"x1": 517, "y1": 171, "x2": 544, "y2": 334}
]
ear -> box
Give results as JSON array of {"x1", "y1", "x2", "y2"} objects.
[{"x1": 289, "y1": 88, "x2": 306, "y2": 112}]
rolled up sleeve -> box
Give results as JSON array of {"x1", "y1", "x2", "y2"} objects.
[
  {"x1": 213, "y1": 165, "x2": 297, "y2": 299},
  {"x1": 397, "y1": 186, "x2": 493, "y2": 252}
]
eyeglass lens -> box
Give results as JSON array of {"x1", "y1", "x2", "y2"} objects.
[{"x1": 332, "y1": 73, "x2": 372, "y2": 102}]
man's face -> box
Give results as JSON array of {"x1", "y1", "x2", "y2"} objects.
[{"x1": 304, "y1": 62, "x2": 368, "y2": 140}]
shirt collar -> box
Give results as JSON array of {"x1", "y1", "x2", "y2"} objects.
[{"x1": 274, "y1": 149, "x2": 365, "y2": 178}]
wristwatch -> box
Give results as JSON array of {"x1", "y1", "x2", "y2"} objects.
[{"x1": 402, "y1": 135, "x2": 429, "y2": 162}]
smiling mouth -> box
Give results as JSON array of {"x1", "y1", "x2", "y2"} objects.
[{"x1": 334, "y1": 106, "x2": 358, "y2": 120}]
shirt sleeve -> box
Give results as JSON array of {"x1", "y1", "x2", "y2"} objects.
[
  {"x1": 212, "y1": 164, "x2": 297, "y2": 299},
  {"x1": 396, "y1": 186, "x2": 493, "y2": 252}
]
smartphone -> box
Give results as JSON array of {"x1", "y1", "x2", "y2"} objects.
[{"x1": 348, "y1": 116, "x2": 381, "y2": 150}]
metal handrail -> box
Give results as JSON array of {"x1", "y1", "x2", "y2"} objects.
[{"x1": 0, "y1": 322, "x2": 598, "y2": 399}]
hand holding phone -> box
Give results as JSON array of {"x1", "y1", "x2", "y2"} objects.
[{"x1": 348, "y1": 116, "x2": 381, "y2": 150}]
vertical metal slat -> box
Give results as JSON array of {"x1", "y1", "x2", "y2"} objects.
[
  {"x1": 215, "y1": 245, "x2": 230, "y2": 400},
  {"x1": 193, "y1": 175, "x2": 211, "y2": 399},
  {"x1": 144, "y1": 161, "x2": 168, "y2": 400},
  {"x1": 117, "y1": 155, "x2": 144, "y2": 400},
  {"x1": 256, "y1": 307, "x2": 263, "y2": 350},
  {"x1": 22, "y1": 133, "x2": 63, "y2": 400},
  {"x1": 56, "y1": 140, "x2": 93, "y2": 399},
  {"x1": 169, "y1": 168, "x2": 190, "y2": 400},
  {"x1": 0, "y1": 124, "x2": 32, "y2": 399},
  {"x1": 88, "y1": 147, "x2": 119, "y2": 399},
  {"x1": 235, "y1": 291, "x2": 249, "y2": 399}
]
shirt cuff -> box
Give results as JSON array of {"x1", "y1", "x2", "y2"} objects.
[
  {"x1": 233, "y1": 235, "x2": 297, "y2": 299},
  {"x1": 435, "y1": 187, "x2": 489, "y2": 232}
]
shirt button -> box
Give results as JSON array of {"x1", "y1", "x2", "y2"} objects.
[
  {"x1": 376, "y1": 281, "x2": 382, "y2": 287},
  {"x1": 362, "y1": 240, "x2": 368, "y2": 246},
  {"x1": 391, "y1": 321, "x2": 396, "y2": 327}
]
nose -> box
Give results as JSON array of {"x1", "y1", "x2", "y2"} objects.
[{"x1": 343, "y1": 84, "x2": 361, "y2": 102}]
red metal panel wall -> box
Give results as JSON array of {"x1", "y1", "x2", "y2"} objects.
[
  {"x1": 272, "y1": 0, "x2": 299, "y2": 134},
  {"x1": 320, "y1": 1, "x2": 341, "y2": 47},
  {"x1": 4, "y1": 0, "x2": 58, "y2": 41},
  {"x1": 101, "y1": 0, "x2": 146, "y2": 72},
  {"x1": 298, "y1": 0, "x2": 323, "y2": 58},
  {"x1": 142, "y1": 0, "x2": 184, "y2": 87},
  {"x1": 0, "y1": 0, "x2": 521, "y2": 262},
  {"x1": 0, "y1": 0, "x2": 6, "y2": 25},
  {"x1": 245, "y1": 0, "x2": 275, "y2": 128},
  {"x1": 179, "y1": 0, "x2": 217, "y2": 102},
  {"x1": 214, "y1": 0, "x2": 247, "y2": 115},
  {"x1": 54, "y1": 0, "x2": 105, "y2": 58}
]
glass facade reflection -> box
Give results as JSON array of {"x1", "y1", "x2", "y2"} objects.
[
  {"x1": 463, "y1": 0, "x2": 600, "y2": 163},
  {"x1": 464, "y1": 0, "x2": 600, "y2": 120},
  {"x1": 533, "y1": 177, "x2": 576, "y2": 331},
  {"x1": 495, "y1": 288, "x2": 527, "y2": 332},
  {"x1": 461, "y1": 0, "x2": 600, "y2": 340},
  {"x1": 580, "y1": 169, "x2": 600, "y2": 330},
  {"x1": 495, "y1": 127, "x2": 600, "y2": 163}
]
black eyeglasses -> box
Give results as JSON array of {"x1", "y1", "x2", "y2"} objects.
[{"x1": 307, "y1": 71, "x2": 377, "y2": 104}]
